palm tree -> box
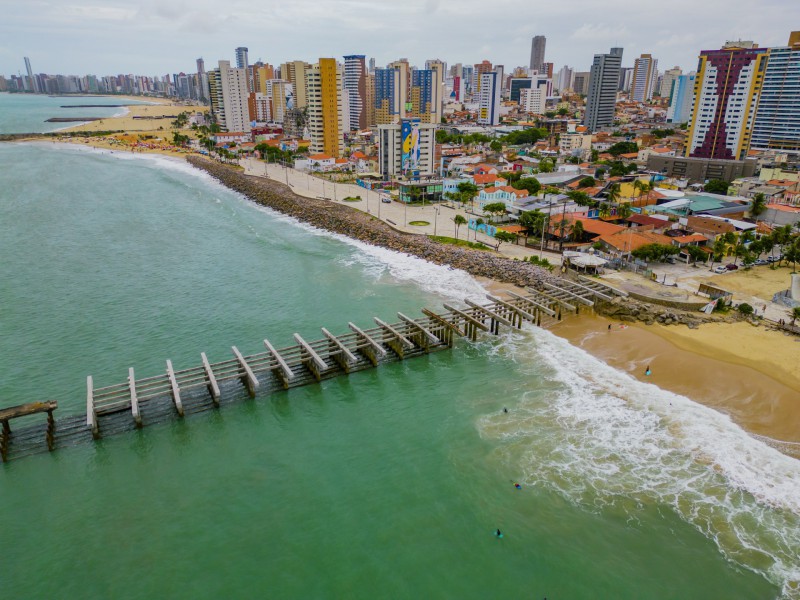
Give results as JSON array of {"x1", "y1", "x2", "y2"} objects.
[
  {"x1": 453, "y1": 214, "x2": 467, "y2": 240},
  {"x1": 557, "y1": 218, "x2": 570, "y2": 251},
  {"x1": 617, "y1": 203, "x2": 633, "y2": 219},
  {"x1": 474, "y1": 218, "x2": 485, "y2": 241},
  {"x1": 571, "y1": 220, "x2": 585, "y2": 242},
  {"x1": 598, "y1": 203, "x2": 612, "y2": 219},
  {"x1": 750, "y1": 192, "x2": 767, "y2": 219},
  {"x1": 606, "y1": 183, "x2": 621, "y2": 204},
  {"x1": 792, "y1": 306, "x2": 800, "y2": 326}
]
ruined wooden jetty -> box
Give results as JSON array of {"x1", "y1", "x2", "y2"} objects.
[{"x1": 1, "y1": 281, "x2": 622, "y2": 464}]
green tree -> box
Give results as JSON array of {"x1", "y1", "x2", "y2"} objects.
[
  {"x1": 606, "y1": 183, "x2": 621, "y2": 204},
  {"x1": 704, "y1": 179, "x2": 729, "y2": 195},
  {"x1": 792, "y1": 306, "x2": 800, "y2": 326},
  {"x1": 490, "y1": 140, "x2": 503, "y2": 152},
  {"x1": 567, "y1": 190, "x2": 592, "y2": 206},
  {"x1": 498, "y1": 171, "x2": 522, "y2": 182},
  {"x1": 578, "y1": 176, "x2": 596, "y2": 188},
  {"x1": 557, "y1": 107, "x2": 569, "y2": 116},
  {"x1": 749, "y1": 192, "x2": 767, "y2": 219},
  {"x1": 511, "y1": 177, "x2": 541, "y2": 195},
  {"x1": 607, "y1": 141, "x2": 638, "y2": 156},
  {"x1": 631, "y1": 243, "x2": 679, "y2": 262},
  {"x1": 519, "y1": 210, "x2": 546, "y2": 237},
  {"x1": 493, "y1": 230, "x2": 517, "y2": 249},
  {"x1": 616, "y1": 203, "x2": 633, "y2": 219},
  {"x1": 538, "y1": 159, "x2": 555, "y2": 173},
  {"x1": 685, "y1": 245, "x2": 707, "y2": 263},
  {"x1": 452, "y1": 214, "x2": 467, "y2": 239},
  {"x1": 571, "y1": 220, "x2": 585, "y2": 242},
  {"x1": 483, "y1": 202, "x2": 507, "y2": 222}
]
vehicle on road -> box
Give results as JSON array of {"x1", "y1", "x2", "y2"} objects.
[
  {"x1": 381, "y1": 197, "x2": 392, "y2": 203},
  {"x1": 725, "y1": 264, "x2": 739, "y2": 271},
  {"x1": 754, "y1": 258, "x2": 769, "y2": 266},
  {"x1": 713, "y1": 265, "x2": 728, "y2": 274}
]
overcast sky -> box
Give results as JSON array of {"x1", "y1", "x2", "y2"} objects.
[{"x1": 0, "y1": 0, "x2": 795, "y2": 77}]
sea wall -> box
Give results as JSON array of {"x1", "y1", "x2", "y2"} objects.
[
  {"x1": 597, "y1": 296, "x2": 720, "y2": 328},
  {"x1": 188, "y1": 157, "x2": 560, "y2": 289}
]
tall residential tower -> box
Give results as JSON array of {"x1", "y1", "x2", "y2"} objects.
[
  {"x1": 583, "y1": 47, "x2": 623, "y2": 131},
  {"x1": 530, "y1": 36, "x2": 546, "y2": 72}
]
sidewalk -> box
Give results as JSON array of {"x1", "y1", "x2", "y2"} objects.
[{"x1": 240, "y1": 157, "x2": 562, "y2": 264}]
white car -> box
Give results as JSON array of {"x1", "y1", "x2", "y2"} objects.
[{"x1": 713, "y1": 265, "x2": 728, "y2": 274}]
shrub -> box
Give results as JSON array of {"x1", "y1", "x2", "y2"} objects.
[{"x1": 737, "y1": 303, "x2": 754, "y2": 315}]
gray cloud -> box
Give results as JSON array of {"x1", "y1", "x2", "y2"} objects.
[{"x1": 0, "y1": 0, "x2": 795, "y2": 76}]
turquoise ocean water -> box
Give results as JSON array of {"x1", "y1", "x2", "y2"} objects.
[
  {"x1": 1, "y1": 133, "x2": 799, "y2": 597},
  {"x1": 0, "y1": 92, "x2": 152, "y2": 134}
]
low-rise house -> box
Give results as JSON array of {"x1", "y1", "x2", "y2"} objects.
[{"x1": 477, "y1": 185, "x2": 529, "y2": 213}]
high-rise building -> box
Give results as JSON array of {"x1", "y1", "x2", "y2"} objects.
[
  {"x1": 235, "y1": 47, "x2": 249, "y2": 70},
  {"x1": 24, "y1": 56, "x2": 37, "y2": 92},
  {"x1": 473, "y1": 60, "x2": 493, "y2": 93},
  {"x1": 478, "y1": 66, "x2": 503, "y2": 125},
  {"x1": 520, "y1": 82, "x2": 548, "y2": 114},
  {"x1": 666, "y1": 74, "x2": 696, "y2": 124},
  {"x1": 209, "y1": 60, "x2": 251, "y2": 132},
  {"x1": 365, "y1": 72, "x2": 376, "y2": 127},
  {"x1": 583, "y1": 47, "x2": 623, "y2": 131},
  {"x1": 425, "y1": 60, "x2": 445, "y2": 124},
  {"x1": 530, "y1": 36, "x2": 546, "y2": 72},
  {"x1": 556, "y1": 66, "x2": 574, "y2": 92},
  {"x1": 617, "y1": 67, "x2": 633, "y2": 92},
  {"x1": 540, "y1": 62, "x2": 554, "y2": 79},
  {"x1": 374, "y1": 61, "x2": 409, "y2": 125},
  {"x1": 573, "y1": 71, "x2": 591, "y2": 96},
  {"x1": 659, "y1": 66, "x2": 682, "y2": 99},
  {"x1": 461, "y1": 65, "x2": 474, "y2": 96},
  {"x1": 196, "y1": 58, "x2": 205, "y2": 74},
  {"x1": 510, "y1": 78, "x2": 532, "y2": 103},
  {"x1": 378, "y1": 119, "x2": 437, "y2": 179},
  {"x1": 751, "y1": 32, "x2": 800, "y2": 154},
  {"x1": 630, "y1": 54, "x2": 658, "y2": 102},
  {"x1": 280, "y1": 61, "x2": 311, "y2": 109},
  {"x1": 686, "y1": 41, "x2": 768, "y2": 160},
  {"x1": 343, "y1": 55, "x2": 367, "y2": 130},
  {"x1": 368, "y1": 57, "x2": 376, "y2": 73},
  {"x1": 306, "y1": 58, "x2": 344, "y2": 157}
]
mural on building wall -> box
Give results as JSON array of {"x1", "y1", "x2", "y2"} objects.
[{"x1": 401, "y1": 118, "x2": 421, "y2": 178}]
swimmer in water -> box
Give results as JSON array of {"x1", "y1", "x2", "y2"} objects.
[
  {"x1": 495, "y1": 529, "x2": 502, "y2": 538},
  {"x1": 514, "y1": 483, "x2": 521, "y2": 490},
  {"x1": 503, "y1": 407, "x2": 508, "y2": 413}
]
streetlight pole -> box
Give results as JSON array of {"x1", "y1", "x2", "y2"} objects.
[{"x1": 434, "y1": 206, "x2": 439, "y2": 236}]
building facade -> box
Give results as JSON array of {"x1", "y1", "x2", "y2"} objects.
[
  {"x1": 343, "y1": 55, "x2": 367, "y2": 131},
  {"x1": 583, "y1": 47, "x2": 623, "y2": 131},
  {"x1": 630, "y1": 54, "x2": 658, "y2": 102},
  {"x1": 530, "y1": 36, "x2": 546, "y2": 72},
  {"x1": 686, "y1": 42, "x2": 768, "y2": 160},
  {"x1": 377, "y1": 119, "x2": 437, "y2": 180},
  {"x1": 478, "y1": 66, "x2": 503, "y2": 125},
  {"x1": 235, "y1": 47, "x2": 249, "y2": 70},
  {"x1": 281, "y1": 61, "x2": 310, "y2": 109},
  {"x1": 659, "y1": 66, "x2": 682, "y2": 99},
  {"x1": 306, "y1": 58, "x2": 344, "y2": 157},
  {"x1": 666, "y1": 74, "x2": 696, "y2": 124},
  {"x1": 751, "y1": 32, "x2": 800, "y2": 154},
  {"x1": 209, "y1": 60, "x2": 251, "y2": 133}
]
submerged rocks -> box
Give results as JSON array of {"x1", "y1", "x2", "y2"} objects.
[{"x1": 188, "y1": 157, "x2": 560, "y2": 289}]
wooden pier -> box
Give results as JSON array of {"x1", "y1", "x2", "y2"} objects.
[{"x1": 1, "y1": 281, "x2": 622, "y2": 464}]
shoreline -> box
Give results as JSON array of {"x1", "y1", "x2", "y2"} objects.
[{"x1": 7, "y1": 144, "x2": 798, "y2": 457}]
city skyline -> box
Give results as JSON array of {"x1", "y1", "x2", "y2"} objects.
[{"x1": 0, "y1": 0, "x2": 794, "y2": 76}]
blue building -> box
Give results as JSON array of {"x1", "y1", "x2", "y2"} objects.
[
  {"x1": 751, "y1": 40, "x2": 800, "y2": 154},
  {"x1": 666, "y1": 74, "x2": 696, "y2": 124}
]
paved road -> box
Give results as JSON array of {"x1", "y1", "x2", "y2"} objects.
[{"x1": 240, "y1": 158, "x2": 563, "y2": 264}]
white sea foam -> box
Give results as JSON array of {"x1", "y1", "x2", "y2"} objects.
[{"x1": 477, "y1": 325, "x2": 800, "y2": 597}]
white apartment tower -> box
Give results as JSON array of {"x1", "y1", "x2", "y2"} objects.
[
  {"x1": 213, "y1": 60, "x2": 251, "y2": 132},
  {"x1": 478, "y1": 66, "x2": 503, "y2": 126}
]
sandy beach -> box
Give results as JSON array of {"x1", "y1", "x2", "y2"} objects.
[
  {"x1": 477, "y1": 276, "x2": 800, "y2": 455},
  {"x1": 52, "y1": 99, "x2": 208, "y2": 159}
]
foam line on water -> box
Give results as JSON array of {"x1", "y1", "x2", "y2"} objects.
[{"x1": 477, "y1": 325, "x2": 800, "y2": 596}]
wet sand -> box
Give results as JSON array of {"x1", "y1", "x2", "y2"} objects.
[
  {"x1": 551, "y1": 315, "x2": 800, "y2": 454},
  {"x1": 475, "y1": 277, "x2": 800, "y2": 454}
]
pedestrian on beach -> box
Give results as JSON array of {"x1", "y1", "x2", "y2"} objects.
[
  {"x1": 608, "y1": 324, "x2": 612, "y2": 331},
  {"x1": 645, "y1": 365, "x2": 652, "y2": 376}
]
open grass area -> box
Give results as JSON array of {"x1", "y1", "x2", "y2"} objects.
[
  {"x1": 408, "y1": 220, "x2": 430, "y2": 226},
  {"x1": 429, "y1": 235, "x2": 491, "y2": 250},
  {"x1": 707, "y1": 264, "x2": 796, "y2": 299}
]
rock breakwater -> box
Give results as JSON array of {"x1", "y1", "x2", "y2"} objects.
[{"x1": 188, "y1": 157, "x2": 561, "y2": 289}]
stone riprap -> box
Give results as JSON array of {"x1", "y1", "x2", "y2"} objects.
[{"x1": 188, "y1": 157, "x2": 561, "y2": 289}]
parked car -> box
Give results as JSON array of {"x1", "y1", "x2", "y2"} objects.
[
  {"x1": 754, "y1": 258, "x2": 769, "y2": 266},
  {"x1": 381, "y1": 197, "x2": 392, "y2": 203},
  {"x1": 767, "y1": 255, "x2": 783, "y2": 263},
  {"x1": 725, "y1": 264, "x2": 739, "y2": 271},
  {"x1": 713, "y1": 265, "x2": 728, "y2": 274}
]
